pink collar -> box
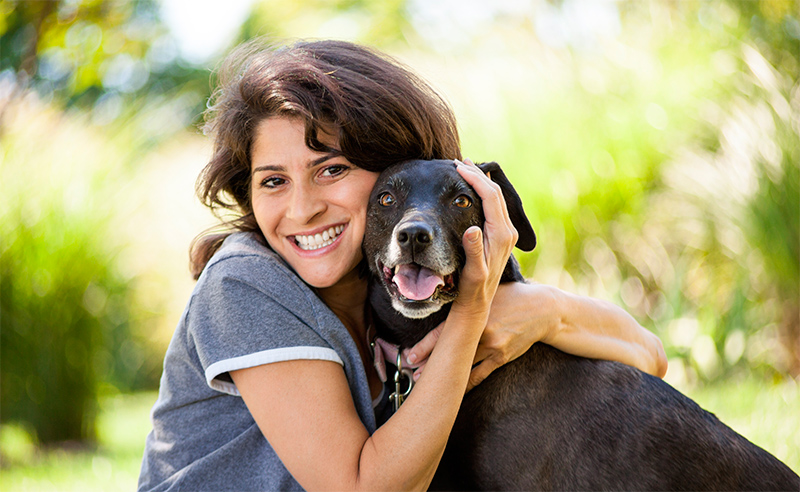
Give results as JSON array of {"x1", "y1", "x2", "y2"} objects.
[{"x1": 372, "y1": 337, "x2": 424, "y2": 382}]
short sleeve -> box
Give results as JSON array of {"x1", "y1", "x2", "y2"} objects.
[{"x1": 187, "y1": 254, "x2": 343, "y2": 396}]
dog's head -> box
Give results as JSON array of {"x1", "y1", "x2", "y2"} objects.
[{"x1": 364, "y1": 159, "x2": 536, "y2": 320}]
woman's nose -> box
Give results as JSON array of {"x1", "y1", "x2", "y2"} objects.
[{"x1": 285, "y1": 184, "x2": 326, "y2": 224}]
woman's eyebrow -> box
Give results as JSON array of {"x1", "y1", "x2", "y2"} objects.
[
  {"x1": 252, "y1": 164, "x2": 283, "y2": 173},
  {"x1": 252, "y1": 152, "x2": 343, "y2": 174},
  {"x1": 307, "y1": 152, "x2": 342, "y2": 169}
]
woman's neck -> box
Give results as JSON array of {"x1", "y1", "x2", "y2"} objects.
[
  {"x1": 318, "y1": 267, "x2": 383, "y2": 398},
  {"x1": 316, "y1": 268, "x2": 369, "y2": 333}
]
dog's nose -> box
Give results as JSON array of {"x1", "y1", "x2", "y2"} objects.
[{"x1": 397, "y1": 222, "x2": 433, "y2": 248}]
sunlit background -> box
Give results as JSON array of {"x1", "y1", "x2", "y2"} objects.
[{"x1": 1, "y1": 0, "x2": 798, "y2": 489}]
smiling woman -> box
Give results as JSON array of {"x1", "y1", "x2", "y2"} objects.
[{"x1": 137, "y1": 38, "x2": 667, "y2": 492}]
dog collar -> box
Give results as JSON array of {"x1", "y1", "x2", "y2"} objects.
[{"x1": 372, "y1": 337, "x2": 424, "y2": 383}]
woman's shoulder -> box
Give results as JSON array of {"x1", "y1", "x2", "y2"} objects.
[
  {"x1": 195, "y1": 232, "x2": 317, "y2": 304},
  {"x1": 202, "y1": 232, "x2": 276, "y2": 276},
  {"x1": 203, "y1": 232, "x2": 293, "y2": 280},
  {"x1": 208, "y1": 231, "x2": 279, "y2": 265}
]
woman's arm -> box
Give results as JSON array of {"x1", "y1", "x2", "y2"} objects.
[
  {"x1": 230, "y1": 283, "x2": 486, "y2": 491},
  {"x1": 230, "y1": 310, "x2": 481, "y2": 492},
  {"x1": 469, "y1": 282, "x2": 668, "y2": 387},
  {"x1": 406, "y1": 281, "x2": 667, "y2": 391}
]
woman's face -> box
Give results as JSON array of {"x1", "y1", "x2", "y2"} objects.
[{"x1": 250, "y1": 117, "x2": 379, "y2": 289}]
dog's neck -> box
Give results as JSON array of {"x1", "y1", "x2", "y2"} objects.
[{"x1": 368, "y1": 277, "x2": 452, "y2": 348}]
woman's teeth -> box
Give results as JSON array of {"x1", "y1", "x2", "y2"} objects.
[{"x1": 295, "y1": 225, "x2": 345, "y2": 251}]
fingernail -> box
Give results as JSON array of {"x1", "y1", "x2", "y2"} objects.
[
  {"x1": 467, "y1": 227, "x2": 481, "y2": 243},
  {"x1": 454, "y1": 159, "x2": 464, "y2": 166},
  {"x1": 413, "y1": 371, "x2": 421, "y2": 381},
  {"x1": 407, "y1": 352, "x2": 417, "y2": 364}
]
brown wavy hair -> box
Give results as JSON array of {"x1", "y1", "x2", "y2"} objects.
[{"x1": 190, "y1": 39, "x2": 462, "y2": 278}]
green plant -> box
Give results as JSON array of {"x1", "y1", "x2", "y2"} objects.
[
  {"x1": 0, "y1": 97, "x2": 162, "y2": 444},
  {"x1": 444, "y1": 0, "x2": 798, "y2": 382},
  {"x1": 0, "y1": 206, "x2": 130, "y2": 443}
]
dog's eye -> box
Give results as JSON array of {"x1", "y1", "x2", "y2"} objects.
[
  {"x1": 453, "y1": 195, "x2": 472, "y2": 208},
  {"x1": 379, "y1": 193, "x2": 395, "y2": 207}
]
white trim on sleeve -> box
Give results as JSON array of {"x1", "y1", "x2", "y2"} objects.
[{"x1": 205, "y1": 346, "x2": 344, "y2": 396}]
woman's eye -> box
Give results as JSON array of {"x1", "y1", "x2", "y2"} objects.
[
  {"x1": 320, "y1": 164, "x2": 348, "y2": 177},
  {"x1": 453, "y1": 195, "x2": 472, "y2": 208},
  {"x1": 260, "y1": 176, "x2": 286, "y2": 188},
  {"x1": 379, "y1": 193, "x2": 395, "y2": 207}
]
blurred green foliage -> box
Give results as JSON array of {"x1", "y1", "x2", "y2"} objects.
[
  {"x1": 1, "y1": 208, "x2": 123, "y2": 443},
  {"x1": 0, "y1": 96, "x2": 164, "y2": 444},
  {"x1": 236, "y1": 0, "x2": 411, "y2": 48},
  {"x1": 0, "y1": 392, "x2": 157, "y2": 491},
  {"x1": 451, "y1": 0, "x2": 799, "y2": 383},
  {"x1": 0, "y1": 0, "x2": 210, "y2": 131},
  {"x1": 0, "y1": 0, "x2": 183, "y2": 444}
]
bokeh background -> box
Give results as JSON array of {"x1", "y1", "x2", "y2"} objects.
[{"x1": 1, "y1": 0, "x2": 798, "y2": 489}]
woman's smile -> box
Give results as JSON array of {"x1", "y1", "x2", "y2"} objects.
[{"x1": 291, "y1": 223, "x2": 346, "y2": 251}]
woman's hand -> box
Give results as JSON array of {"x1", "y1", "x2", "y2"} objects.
[
  {"x1": 405, "y1": 283, "x2": 548, "y2": 390},
  {"x1": 450, "y1": 159, "x2": 518, "y2": 319},
  {"x1": 466, "y1": 282, "x2": 553, "y2": 388}
]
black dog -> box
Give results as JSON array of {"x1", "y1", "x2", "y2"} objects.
[{"x1": 364, "y1": 159, "x2": 800, "y2": 491}]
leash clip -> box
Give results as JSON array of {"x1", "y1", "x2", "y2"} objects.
[{"x1": 390, "y1": 352, "x2": 414, "y2": 411}]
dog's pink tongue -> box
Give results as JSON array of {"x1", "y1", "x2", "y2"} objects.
[{"x1": 393, "y1": 264, "x2": 445, "y2": 301}]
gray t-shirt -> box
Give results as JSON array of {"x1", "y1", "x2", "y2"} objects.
[{"x1": 138, "y1": 232, "x2": 390, "y2": 491}]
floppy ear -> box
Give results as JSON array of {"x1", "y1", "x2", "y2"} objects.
[{"x1": 477, "y1": 162, "x2": 536, "y2": 252}]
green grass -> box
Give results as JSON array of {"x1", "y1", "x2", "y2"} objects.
[
  {"x1": 0, "y1": 380, "x2": 797, "y2": 490},
  {"x1": 0, "y1": 392, "x2": 157, "y2": 492}
]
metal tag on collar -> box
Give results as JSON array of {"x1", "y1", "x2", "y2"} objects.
[{"x1": 389, "y1": 352, "x2": 414, "y2": 411}]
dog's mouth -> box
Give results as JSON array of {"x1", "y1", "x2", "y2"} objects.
[{"x1": 380, "y1": 261, "x2": 458, "y2": 303}]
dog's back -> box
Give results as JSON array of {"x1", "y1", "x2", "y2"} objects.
[{"x1": 434, "y1": 344, "x2": 799, "y2": 490}]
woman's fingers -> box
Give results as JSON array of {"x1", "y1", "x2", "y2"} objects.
[
  {"x1": 458, "y1": 226, "x2": 488, "y2": 289},
  {"x1": 455, "y1": 159, "x2": 511, "y2": 227},
  {"x1": 455, "y1": 159, "x2": 517, "y2": 281},
  {"x1": 404, "y1": 323, "x2": 443, "y2": 367},
  {"x1": 455, "y1": 159, "x2": 517, "y2": 250},
  {"x1": 465, "y1": 317, "x2": 526, "y2": 391},
  {"x1": 466, "y1": 357, "x2": 502, "y2": 392}
]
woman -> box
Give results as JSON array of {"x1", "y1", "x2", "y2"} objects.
[{"x1": 139, "y1": 39, "x2": 666, "y2": 491}]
